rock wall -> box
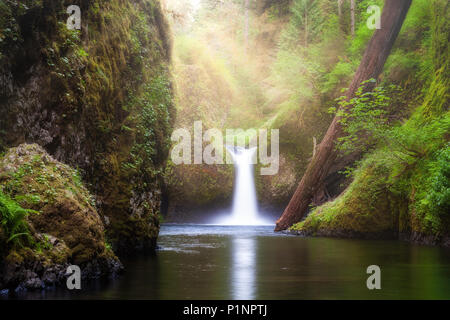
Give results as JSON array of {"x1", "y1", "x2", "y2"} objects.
[{"x1": 0, "y1": 0, "x2": 175, "y2": 253}]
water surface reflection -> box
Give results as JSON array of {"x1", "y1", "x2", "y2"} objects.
[
  {"x1": 231, "y1": 237, "x2": 257, "y2": 299},
  {"x1": 6, "y1": 224, "x2": 450, "y2": 300}
]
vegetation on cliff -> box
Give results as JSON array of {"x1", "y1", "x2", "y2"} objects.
[
  {"x1": 164, "y1": 0, "x2": 448, "y2": 245},
  {"x1": 291, "y1": 0, "x2": 449, "y2": 245},
  {"x1": 163, "y1": 0, "x2": 447, "y2": 221}
]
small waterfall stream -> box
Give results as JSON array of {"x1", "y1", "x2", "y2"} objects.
[{"x1": 218, "y1": 147, "x2": 269, "y2": 225}]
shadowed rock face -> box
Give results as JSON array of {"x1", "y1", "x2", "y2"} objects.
[
  {"x1": 0, "y1": 144, "x2": 123, "y2": 291},
  {"x1": 0, "y1": 0, "x2": 175, "y2": 253}
]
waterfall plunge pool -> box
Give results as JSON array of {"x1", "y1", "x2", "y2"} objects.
[
  {"x1": 10, "y1": 224, "x2": 450, "y2": 300},
  {"x1": 7, "y1": 145, "x2": 450, "y2": 300}
]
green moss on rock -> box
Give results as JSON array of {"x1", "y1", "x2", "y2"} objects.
[
  {"x1": 165, "y1": 161, "x2": 234, "y2": 221},
  {"x1": 291, "y1": 155, "x2": 397, "y2": 239},
  {"x1": 291, "y1": 140, "x2": 450, "y2": 246},
  {"x1": 0, "y1": 144, "x2": 122, "y2": 290},
  {"x1": 256, "y1": 153, "x2": 300, "y2": 210}
]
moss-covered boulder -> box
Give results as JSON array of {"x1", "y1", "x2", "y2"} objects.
[
  {"x1": 290, "y1": 157, "x2": 397, "y2": 239},
  {"x1": 165, "y1": 161, "x2": 233, "y2": 221},
  {"x1": 256, "y1": 153, "x2": 300, "y2": 210},
  {"x1": 0, "y1": 144, "x2": 122, "y2": 291},
  {"x1": 0, "y1": 0, "x2": 174, "y2": 253}
]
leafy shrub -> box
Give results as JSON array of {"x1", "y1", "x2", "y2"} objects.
[
  {"x1": 331, "y1": 80, "x2": 399, "y2": 155},
  {"x1": 416, "y1": 144, "x2": 450, "y2": 232},
  {"x1": 426, "y1": 146, "x2": 450, "y2": 217}
]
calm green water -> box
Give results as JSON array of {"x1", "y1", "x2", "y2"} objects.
[{"x1": 13, "y1": 224, "x2": 450, "y2": 299}]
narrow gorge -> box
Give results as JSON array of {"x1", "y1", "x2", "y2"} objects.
[{"x1": 0, "y1": 0, "x2": 448, "y2": 300}]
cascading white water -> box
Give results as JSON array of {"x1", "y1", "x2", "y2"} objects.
[{"x1": 218, "y1": 147, "x2": 269, "y2": 225}]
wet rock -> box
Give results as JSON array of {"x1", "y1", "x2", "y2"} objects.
[{"x1": 23, "y1": 272, "x2": 44, "y2": 290}]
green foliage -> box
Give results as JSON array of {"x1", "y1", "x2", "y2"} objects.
[
  {"x1": 321, "y1": 60, "x2": 354, "y2": 94},
  {"x1": 285, "y1": 0, "x2": 324, "y2": 47},
  {"x1": 295, "y1": 87, "x2": 449, "y2": 238},
  {"x1": 416, "y1": 145, "x2": 450, "y2": 231},
  {"x1": 347, "y1": 0, "x2": 381, "y2": 54},
  {"x1": 290, "y1": 0, "x2": 449, "y2": 240},
  {"x1": 0, "y1": 0, "x2": 173, "y2": 256},
  {"x1": 166, "y1": 0, "x2": 446, "y2": 213},
  {"x1": 383, "y1": 113, "x2": 449, "y2": 234},
  {"x1": 128, "y1": 72, "x2": 174, "y2": 178},
  {"x1": 265, "y1": 0, "x2": 292, "y2": 19},
  {"x1": 0, "y1": 191, "x2": 33, "y2": 248},
  {"x1": 420, "y1": 0, "x2": 449, "y2": 117},
  {"x1": 35, "y1": 234, "x2": 53, "y2": 253},
  {"x1": 292, "y1": 112, "x2": 450, "y2": 237},
  {"x1": 332, "y1": 80, "x2": 399, "y2": 155}
]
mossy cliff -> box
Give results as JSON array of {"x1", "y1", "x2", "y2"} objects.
[
  {"x1": 0, "y1": 144, "x2": 122, "y2": 291},
  {"x1": 0, "y1": 0, "x2": 175, "y2": 253}
]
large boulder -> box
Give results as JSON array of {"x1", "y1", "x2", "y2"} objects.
[{"x1": 0, "y1": 144, "x2": 122, "y2": 291}]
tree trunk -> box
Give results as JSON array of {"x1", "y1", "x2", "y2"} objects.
[
  {"x1": 275, "y1": 0, "x2": 412, "y2": 232},
  {"x1": 350, "y1": 0, "x2": 355, "y2": 37},
  {"x1": 338, "y1": 0, "x2": 342, "y2": 18},
  {"x1": 244, "y1": 0, "x2": 250, "y2": 54},
  {"x1": 304, "y1": 6, "x2": 308, "y2": 47}
]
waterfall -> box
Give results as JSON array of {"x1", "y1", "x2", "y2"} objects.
[{"x1": 218, "y1": 147, "x2": 269, "y2": 225}]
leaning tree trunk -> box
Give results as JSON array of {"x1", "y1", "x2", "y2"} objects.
[{"x1": 275, "y1": 0, "x2": 412, "y2": 232}]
